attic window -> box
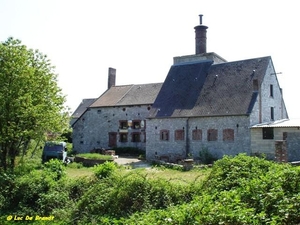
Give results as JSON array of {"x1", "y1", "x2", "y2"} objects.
[
  {"x1": 270, "y1": 85, "x2": 274, "y2": 97},
  {"x1": 262, "y1": 127, "x2": 274, "y2": 140},
  {"x1": 271, "y1": 107, "x2": 274, "y2": 121},
  {"x1": 253, "y1": 79, "x2": 259, "y2": 91},
  {"x1": 207, "y1": 129, "x2": 218, "y2": 141}
]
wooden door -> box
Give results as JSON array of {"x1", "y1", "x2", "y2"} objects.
[{"x1": 108, "y1": 132, "x2": 117, "y2": 147}]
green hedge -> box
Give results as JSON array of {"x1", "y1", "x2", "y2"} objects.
[{"x1": 1, "y1": 154, "x2": 300, "y2": 224}]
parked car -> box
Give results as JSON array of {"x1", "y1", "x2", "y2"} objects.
[{"x1": 42, "y1": 141, "x2": 67, "y2": 163}]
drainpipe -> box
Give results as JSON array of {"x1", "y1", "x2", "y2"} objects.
[{"x1": 186, "y1": 118, "x2": 190, "y2": 158}]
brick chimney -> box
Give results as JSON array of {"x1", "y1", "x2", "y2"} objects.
[
  {"x1": 194, "y1": 15, "x2": 208, "y2": 54},
  {"x1": 108, "y1": 67, "x2": 116, "y2": 89}
]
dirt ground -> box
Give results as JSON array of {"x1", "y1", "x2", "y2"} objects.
[{"x1": 114, "y1": 156, "x2": 151, "y2": 168}]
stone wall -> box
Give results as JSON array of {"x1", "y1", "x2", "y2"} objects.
[
  {"x1": 146, "y1": 115, "x2": 251, "y2": 162},
  {"x1": 72, "y1": 105, "x2": 151, "y2": 153},
  {"x1": 249, "y1": 61, "x2": 288, "y2": 125}
]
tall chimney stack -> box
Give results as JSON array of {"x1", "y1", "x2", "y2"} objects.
[
  {"x1": 108, "y1": 67, "x2": 116, "y2": 89},
  {"x1": 194, "y1": 14, "x2": 208, "y2": 54}
]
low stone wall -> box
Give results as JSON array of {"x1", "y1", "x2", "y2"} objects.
[{"x1": 74, "y1": 156, "x2": 114, "y2": 167}]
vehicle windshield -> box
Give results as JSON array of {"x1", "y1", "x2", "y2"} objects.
[{"x1": 44, "y1": 145, "x2": 64, "y2": 152}]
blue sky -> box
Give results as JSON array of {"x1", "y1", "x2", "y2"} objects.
[{"x1": 1, "y1": 0, "x2": 299, "y2": 119}]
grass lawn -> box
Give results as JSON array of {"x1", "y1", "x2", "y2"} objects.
[
  {"x1": 66, "y1": 163, "x2": 211, "y2": 184},
  {"x1": 122, "y1": 167, "x2": 211, "y2": 184},
  {"x1": 66, "y1": 166, "x2": 94, "y2": 179}
]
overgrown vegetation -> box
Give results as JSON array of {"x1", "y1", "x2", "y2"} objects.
[
  {"x1": 0, "y1": 37, "x2": 69, "y2": 171},
  {"x1": 1, "y1": 154, "x2": 300, "y2": 224}
]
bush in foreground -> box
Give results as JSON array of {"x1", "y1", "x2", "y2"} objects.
[{"x1": 2, "y1": 154, "x2": 300, "y2": 224}]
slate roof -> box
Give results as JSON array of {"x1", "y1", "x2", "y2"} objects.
[
  {"x1": 70, "y1": 98, "x2": 97, "y2": 126},
  {"x1": 90, "y1": 83, "x2": 163, "y2": 108},
  {"x1": 71, "y1": 98, "x2": 97, "y2": 118},
  {"x1": 149, "y1": 56, "x2": 271, "y2": 118}
]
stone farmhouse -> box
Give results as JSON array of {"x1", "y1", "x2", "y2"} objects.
[
  {"x1": 72, "y1": 67, "x2": 163, "y2": 153},
  {"x1": 72, "y1": 15, "x2": 300, "y2": 162}
]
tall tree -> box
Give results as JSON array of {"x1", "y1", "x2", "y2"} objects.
[{"x1": 0, "y1": 37, "x2": 69, "y2": 171}]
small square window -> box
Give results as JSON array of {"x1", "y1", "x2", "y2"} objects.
[
  {"x1": 131, "y1": 133, "x2": 141, "y2": 142},
  {"x1": 119, "y1": 120, "x2": 128, "y2": 129},
  {"x1": 223, "y1": 129, "x2": 234, "y2": 141},
  {"x1": 192, "y1": 129, "x2": 202, "y2": 140},
  {"x1": 207, "y1": 129, "x2": 218, "y2": 141},
  {"x1": 175, "y1": 130, "x2": 184, "y2": 141},
  {"x1": 120, "y1": 133, "x2": 128, "y2": 142},
  {"x1": 133, "y1": 120, "x2": 141, "y2": 129},
  {"x1": 263, "y1": 127, "x2": 274, "y2": 140}
]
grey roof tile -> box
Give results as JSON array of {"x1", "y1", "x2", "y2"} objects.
[
  {"x1": 90, "y1": 83, "x2": 163, "y2": 108},
  {"x1": 149, "y1": 56, "x2": 271, "y2": 118}
]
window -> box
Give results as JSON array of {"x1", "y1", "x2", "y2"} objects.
[
  {"x1": 207, "y1": 129, "x2": 218, "y2": 141},
  {"x1": 120, "y1": 133, "x2": 128, "y2": 142},
  {"x1": 271, "y1": 107, "x2": 274, "y2": 120},
  {"x1": 253, "y1": 79, "x2": 258, "y2": 91},
  {"x1": 133, "y1": 120, "x2": 141, "y2": 129},
  {"x1": 223, "y1": 129, "x2": 234, "y2": 141},
  {"x1": 160, "y1": 130, "x2": 169, "y2": 141},
  {"x1": 119, "y1": 120, "x2": 128, "y2": 129},
  {"x1": 192, "y1": 129, "x2": 202, "y2": 140},
  {"x1": 175, "y1": 129, "x2": 184, "y2": 141},
  {"x1": 270, "y1": 84, "x2": 273, "y2": 97},
  {"x1": 283, "y1": 132, "x2": 287, "y2": 140},
  {"x1": 262, "y1": 127, "x2": 274, "y2": 139},
  {"x1": 131, "y1": 132, "x2": 141, "y2": 142}
]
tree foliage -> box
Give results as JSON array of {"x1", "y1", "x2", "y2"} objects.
[{"x1": 0, "y1": 37, "x2": 69, "y2": 171}]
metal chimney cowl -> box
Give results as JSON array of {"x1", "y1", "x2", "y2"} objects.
[{"x1": 194, "y1": 14, "x2": 208, "y2": 55}]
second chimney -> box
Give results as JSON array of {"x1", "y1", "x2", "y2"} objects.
[
  {"x1": 108, "y1": 67, "x2": 116, "y2": 89},
  {"x1": 194, "y1": 15, "x2": 208, "y2": 54}
]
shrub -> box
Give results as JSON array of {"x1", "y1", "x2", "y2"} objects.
[
  {"x1": 14, "y1": 157, "x2": 43, "y2": 176},
  {"x1": 93, "y1": 161, "x2": 117, "y2": 179},
  {"x1": 43, "y1": 158, "x2": 66, "y2": 181},
  {"x1": 67, "y1": 161, "x2": 83, "y2": 169},
  {"x1": 198, "y1": 147, "x2": 217, "y2": 164}
]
